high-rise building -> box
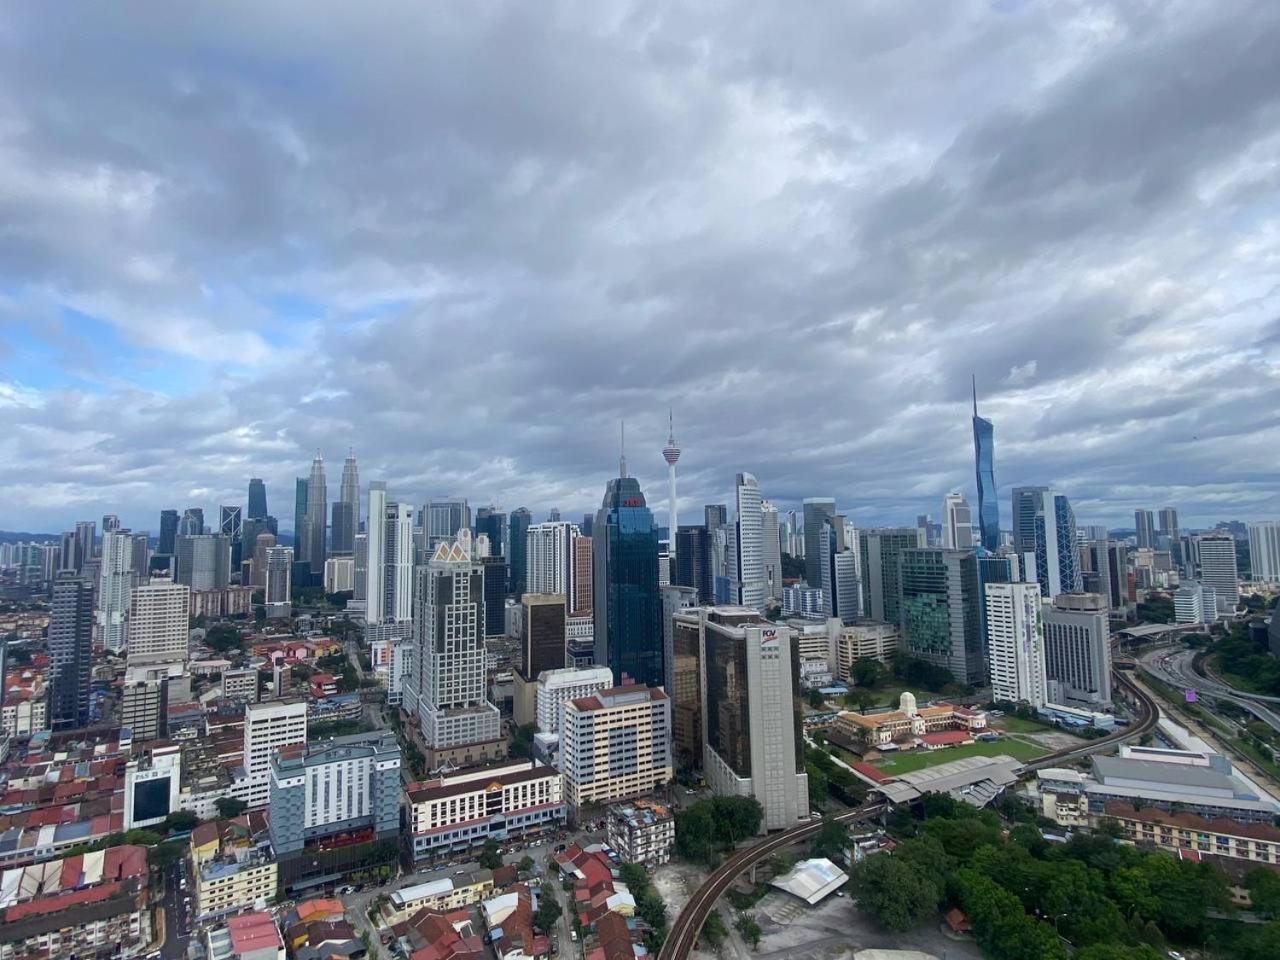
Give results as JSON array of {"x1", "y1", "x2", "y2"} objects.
[
  {"x1": 102, "y1": 514, "x2": 121, "y2": 534},
  {"x1": 513, "y1": 594, "x2": 567, "y2": 725},
  {"x1": 364, "y1": 482, "x2": 388, "y2": 623},
  {"x1": 526, "y1": 522, "x2": 583, "y2": 598},
  {"x1": 73, "y1": 521, "x2": 96, "y2": 571},
  {"x1": 248, "y1": 478, "x2": 268, "y2": 520},
  {"x1": 900, "y1": 548, "x2": 985, "y2": 685},
  {"x1": 1043, "y1": 592, "x2": 1111, "y2": 707},
  {"x1": 571, "y1": 536, "x2": 592, "y2": 615},
  {"x1": 1174, "y1": 581, "x2": 1218, "y2": 624},
  {"x1": 536, "y1": 666, "x2": 614, "y2": 735},
  {"x1": 858, "y1": 527, "x2": 923, "y2": 623},
  {"x1": 353, "y1": 533, "x2": 368, "y2": 604},
  {"x1": 331, "y1": 452, "x2": 359, "y2": 555},
  {"x1": 761, "y1": 502, "x2": 782, "y2": 601},
  {"x1": 508, "y1": 507, "x2": 532, "y2": 600},
  {"x1": 1248, "y1": 521, "x2": 1280, "y2": 582},
  {"x1": 819, "y1": 517, "x2": 860, "y2": 624},
  {"x1": 663, "y1": 413, "x2": 681, "y2": 566},
  {"x1": 127, "y1": 581, "x2": 190, "y2": 664},
  {"x1": 972, "y1": 379, "x2": 1000, "y2": 552},
  {"x1": 130, "y1": 532, "x2": 150, "y2": 576},
  {"x1": 175, "y1": 534, "x2": 231, "y2": 591},
  {"x1": 1134, "y1": 510, "x2": 1156, "y2": 550},
  {"x1": 699, "y1": 610, "x2": 809, "y2": 831},
  {"x1": 383, "y1": 501, "x2": 415, "y2": 623},
  {"x1": 159, "y1": 509, "x2": 179, "y2": 556},
  {"x1": 1158, "y1": 506, "x2": 1179, "y2": 542},
  {"x1": 1012, "y1": 488, "x2": 1081, "y2": 599},
  {"x1": 293, "y1": 477, "x2": 308, "y2": 560},
  {"x1": 250, "y1": 532, "x2": 276, "y2": 588},
  {"x1": 425, "y1": 498, "x2": 470, "y2": 549},
  {"x1": 727, "y1": 473, "x2": 766, "y2": 611},
  {"x1": 674, "y1": 525, "x2": 712, "y2": 603},
  {"x1": 120, "y1": 680, "x2": 167, "y2": 742},
  {"x1": 412, "y1": 540, "x2": 502, "y2": 759},
  {"x1": 802, "y1": 498, "x2": 837, "y2": 590},
  {"x1": 561, "y1": 683, "x2": 672, "y2": 812},
  {"x1": 1197, "y1": 534, "x2": 1240, "y2": 609},
  {"x1": 239, "y1": 700, "x2": 307, "y2": 809},
  {"x1": 942, "y1": 492, "x2": 974, "y2": 550},
  {"x1": 264, "y1": 546, "x2": 293, "y2": 618},
  {"x1": 304, "y1": 454, "x2": 328, "y2": 574},
  {"x1": 474, "y1": 507, "x2": 507, "y2": 558},
  {"x1": 49, "y1": 575, "x2": 93, "y2": 729},
  {"x1": 593, "y1": 460, "x2": 664, "y2": 690},
  {"x1": 98, "y1": 529, "x2": 133, "y2": 655},
  {"x1": 985, "y1": 581, "x2": 1049, "y2": 708},
  {"x1": 479, "y1": 555, "x2": 508, "y2": 638},
  {"x1": 179, "y1": 508, "x2": 203, "y2": 537}
]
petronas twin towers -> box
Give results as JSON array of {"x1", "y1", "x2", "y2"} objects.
[{"x1": 297, "y1": 451, "x2": 360, "y2": 573}]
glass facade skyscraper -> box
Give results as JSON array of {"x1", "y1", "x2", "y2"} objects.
[
  {"x1": 248, "y1": 478, "x2": 268, "y2": 520},
  {"x1": 508, "y1": 507, "x2": 532, "y2": 599},
  {"x1": 899, "y1": 548, "x2": 985, "y2": 685},
  {"x1": 592, "y1": 474, "x2": 664, "y2": 689},
  {"x1": 972, "y1": 380, "x2": 1000, "y2": 552}
]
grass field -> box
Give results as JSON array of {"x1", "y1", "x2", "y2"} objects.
[
  {"x1": 871, "y1": 737, "x2": 1049, "y2": 775},
  {"x1": 992, "y1": 715, "x2": 1055, "y2": 734}
]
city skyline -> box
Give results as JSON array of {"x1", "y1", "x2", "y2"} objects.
[{"x1": 2, "y1": 6, "x2": 1279, "y2": 533}]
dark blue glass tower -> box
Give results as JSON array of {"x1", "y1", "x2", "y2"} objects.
[
  {"x1": 508, "y1": 507, "x2": 531, "y2": 597},
  {"x1": 248, "y1": 478, "x2": 268, "y2": 520},
  {"x1": 972, "y1": 378, "x2": 1000, "y2": 552},
  {"x1": 593, "y1": 470, "x2": 664, "y2": 690}
]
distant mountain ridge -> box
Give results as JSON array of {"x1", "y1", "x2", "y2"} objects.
[{"x1": 0, "y1": 531, "x2": 61, "y2": 544}]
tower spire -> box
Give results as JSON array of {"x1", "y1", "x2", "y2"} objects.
[{"x1": 619, "y1": 420, "x2": 627, "y2": 478}]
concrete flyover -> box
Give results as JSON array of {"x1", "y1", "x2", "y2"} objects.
[
  {"x1": 1143, "y1": 647, "x2": 1280, "y2": 734},
  {"x1": 660, "y1": 669, "x2": 1158, "y2": 960}
]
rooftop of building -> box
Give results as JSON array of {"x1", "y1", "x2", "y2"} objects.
[
  {"x1": 569, "y1": 682, "x2": 667, "y2": 712},
  {"x1": 225, "y1": 910, "x2": 283, "y2": 956},
  {"x1": 769, "y1": 857, "x2": 849, "y2": 905},
  {"x1": 608, "y1": 798, "x2": 672, "y2": 826},
  {"x1": 1092, "y1": 755, "x2": 1242, "y2": 793},
  {"x1": 0, "y1": 844, "x2": 147, "y2": 918},
  {"x1": 407, "y1": 762, "x2": 557, "y2": 804}
]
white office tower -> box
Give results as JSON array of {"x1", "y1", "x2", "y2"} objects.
[
  {"x1": 941, "y1": 493, "x2": 974, "y2": 550},
  {"x1": 729, "y1": 473, "x2": 767, "y2": 611},
  {"x1": 535, "y1": 665, "x2": 615, "y2": 735},
  {"x1": 365, "y1": 483, "x2": 388, "y2": 622},
  {"x1": 761, "y1": 502, "x2": 783, "y2": 600},
  {"x1": 97, "y1": 529, "x2": 134, "y2": 654},
  {"x1": 383, "y1": 502, "x2": 415, "y2": 623},
  {"x1": 663, "y1": 413, "x2": 681, "y2": 564},
  {"x1": 127, "y1": 581, "x2": 191, "y2": 664},
  {"x1": 526, "y1": 522, "x2": 582, "y2": 597},
  {"x1": 1248, "y1": 521, "x2": 1280, "y2": 582},
  {"x1": 238, "y1": 700, "x2": 307, "y2": 809},
  {"x1": 985, "y1": 582, "x2": 1049, "y2": 708},
  {"x1": 702, "y1": 614, "x2": 809, "y2": 831},
  {"x1": 1042, "y1": 593, "x2": 1112, "y2": 707},
  {"x1": 413, "y1": 539, "x2": 501, "y2": 754},
  {"x1": 1196, "y1": 534, "x2": 1240, "y2": 610},
  {"x1": 264, "y1": 546, "x2": 293, "y2": 618},
  {"x1": 1174, "y1": 580, "x2": 1218, "y2": 624}
]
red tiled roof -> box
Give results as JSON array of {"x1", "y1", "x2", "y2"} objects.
[
  {"x1": 945, "y1": 908, "x2": 971, "y2": 932},
  {"x1": 227, "y1": 911, "x2": 282, "y2": 953},
  {"x1": 850, "y1": 762, "x2": 892, "y2": 784},
  {"x1": 921, "y1": 730, "x2": 972, "y2": 746},
  {"x1": 1103, "y1": 802, "x2": 1280, "y2": 842}
]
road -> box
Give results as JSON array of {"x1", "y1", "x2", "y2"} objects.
[
  {"x1": 1142, "y1": 647, "x2": 1280, "y2": 734},
  {"x1": 161, "y1": 860, "x2": 193, "y2": 960}
]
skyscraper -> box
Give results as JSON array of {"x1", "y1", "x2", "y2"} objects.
[
  {"x1": 97, "y1": 529, "x2": 133, "y2": 655},
  {"x1": 1158, "y1": 506, "x2": 1179, "y2": 542},
  {"x1": 820, "y1": 517, "x2": 861, "y2": 625},
  {"x1": 1043, "y1": 592, "x2": 1112, "y2": 707},
  {"x1": 293, "y1": 477, "x2": 308, "y2": 559},
  {"x1": 508, "y1": 507, "x2": 532, "y2": 600},
  {"x1": 674, "y1": 525, "x2": 712, "y2": 603},
  {"x1": 364, "y1": 483, "x2": 388, "y2": 623},
  {"x1": 802, "y1": 498, "x2": 836, "y2": 589},
  {"x1": 220, "y1": 505, "x2": 243, "y2": 569},
  {"x1": 73, "y1": 521, "x2": 96, "y2": 571},
  {"x1": 412, "y1": 539, "x2": 502, "y2": 757},
  {"x1": 571, "y1": 536, "x2": 593, "y2": 616},
  {"x1": 264, "y1": 546, "x2": 293, "y2": 618},
  {"x1": 984, "y1": 581, "x2": 1049, "y2": 708},
  {"x1": 592, "y1": 455, "x2": 664, "y2": 690},
  {"x1": 305, "y1": 454, "x2": 328, "y2": 575},
  {"x1": 179, "y1": 508, "x2": 203, "y2": 537},
  {"x1": 900, "y1": 547, "x2": 985, "y2": 685},
  {"x1": 158, "y1": 509, "x2": 179, "y2": 556},
  {"x1": 425, "y1": 498, "x2": 470, "y2": 549},
  {"x1": 1012, "y1": 488, "x2": 1080, "y2": 599},
  {"x1": 1249, "y1": 521, "x2": 1280, "y2": 583},
  {"x1": 331, "y1": 452, "x2": 359, "y2": 555},
  {"x1": 858, "y1": 527, "x2": 924, "y2": 623},
  {"x1": 49, "y1": 574, "x2": 93, "y2": 728},
  {"x1": 248, "y1": 478, "x2": 268, "y2": 520},
  {"x1": 729, "y1": 472, "x2": 766, "y2": 611},
  {"x1": 663, "y1": 413, "x2": 681, "y2": 565},
  {"x1": 479, "y1": 554, "x2": 509, "y2": 638},
  {"x1": 972, "y1": 379, "x2": 1000, "y2": 552},
  {"x1": 128, "y1": 581, "x2": 191, "y2": 664},
  {"x1": 372, "y1": 498, "x2": 414, "y2": 625},
  {"x1": 526, "y1": 522, "x2": 583, "y2": 598},
  {"x1": 175, "y1": 534, "x2": 231, "y2": 591},
  {"x1": 941, "y1": 492, "x2": 974, "y2": 550},
  {"x1": 760, "y1": 502, "x2": 782, "y2": 601},
  {"x1": 474, "y1": 507, "x2": 507, "y2": 558},
  {"x1": 1197, "y1": 534, "x2": 1240, "y2": 609},
  {"x1": 1134, "y1": 509, "x2": 1156, "y2": 550}
]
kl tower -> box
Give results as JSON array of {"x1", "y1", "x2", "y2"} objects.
[{"x1": 663, "y1": 411, "x2": 681, "y2": 560}]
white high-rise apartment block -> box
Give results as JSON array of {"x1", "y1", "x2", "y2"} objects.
[
  {"x1": 384, "y1": 501, "x2": 415, "y2": 623},
  {"x1": 365, "y1": 483, "x2": 388, "y2": 623},
  {"x1": 941, "y1": 492, "x2": 974, "y2": 550},
  {"x1": 264, "y1": 546, "x2": 293, "y2": 617},
  {"x1": 730, "y1": 472, "x2": 766, "y2": 611},
  {"x1": 98, "y1": 529, "x2": 134, "y2": 654},
  {"x1": 413, "y1": 539, "x2": 501, "y2": 751},
  {"x1": 1042, "y1": 592, "x2": 1111, "y2": 707},
  {"x1": 1197, "y1": 534, "x2": 1240, "y2": 610},
  {"x1": 985, "y1": 582, "x2": 1049, "y2": 708},
  {"x1": 127, "y1": 581, "x2": 191, "y2": 664},
  {"x1": 761, "y1": 502, "x2": 782, "y2": 601},
  {"x1": 562, "y1": 683, "x2": 672, "y2": 811},
  {"x1": 237, "y1": 700, "x2": 307, "y2": 809},
  {"x1": 535, "y1": 665, "x2": 614, "y2": 736},
  {"x1": 323, "y1": 555, "x2": 354, "y2": 593},
  {"x1": 526, "y1": 522, "x2": 581, "y2": 597},
  {"x1": 1248, "y1": 522, "x2": 1280, "y2": 582},
  {"x1": 369, "y1": 621, "x2": 414, "y2": 706},
  {"x1": 1174, "y1": 580, "x2": 1218, "y2": 624}
]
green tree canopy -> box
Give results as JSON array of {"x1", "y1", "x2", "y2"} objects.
[{"x1": 848, "y1": 850, "x2": 941, "y2": 932}]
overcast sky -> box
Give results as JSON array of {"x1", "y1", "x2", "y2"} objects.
[{"x1": 2, "y1": 2, "x2": 1279, "y2": 536}]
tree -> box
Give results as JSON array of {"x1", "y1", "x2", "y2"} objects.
[
  {"x1": 810, "y1": 821, "x2": 848, "y2": 861},
  {"x1": 205, "y1": 623, "x2": 243, "y2": 653},
  {"x1": 148, "y1": 841, "x2": 187, "y2": 869},
  {"x1": 700, "y1": 911, "x2": 728, "y2": 948},
  {"x1": 805, "y1": 762, "x2": 829, "y2": 805},
  {"x1": 852, "y1": 689, "x2": 877, "y2": 714},
  {"x1": 533, "y1": 895, "x2": 562, "y2": 933},
  {"x1": 478, "y1": 839, "x2": 503, "y2": 870},
  {"x1": 848, "y1": 852, "x2": 941, "y2": 932},
  {"x1": 675, "y1": 803, "x2": 717, "y2": 864},
  {"x1": 1247, "y1": 867, "x2": 1280, "y2": 919},
  {"x1": 215, "y1": 797, "x2": 248, "y2": 819},
  {"x1": 1233, "y1": 923, "x2": 1280, "y2": 960},
  {"x1": 806, "y1": 687, "x2": 826, "y2": 709},
  {"x1": 735, "y1": 913, "x2": 762, "y2": 950},
  {"x1": 163, "y1": 811, "x2": 199, "y2": 834},
  {"x1": 518, "y1": 855, "x2": 535, "y2": 873},
  {"x1": 851, "y1": 657, "x2": 884, "y2": 688},
  {"x1": 510, "y1": 723, "x2": 536, "y2": 759}
]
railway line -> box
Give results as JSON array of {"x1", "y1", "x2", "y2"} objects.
[{"x1": 660, "y1": 668, "x2": 1160, "y2": 959}]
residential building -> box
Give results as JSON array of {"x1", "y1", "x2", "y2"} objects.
[
  {"x1": 237, "y1": 700, "x2": 307, "y2": 809},
  {"x1": 899, "y1": 548, "x2": 985, "y2": 685},
  {"x1": 127, "y1": 580, "x2": 190, "y2": 664},
  {"x1": 699, "y1": 611, "x2": 809, "y2": 830},
  {"x1": 606, "y1": 799, "x2": 674, "y2": 866},
  {"x1": 371, "y1": 498, "x2": 414, "y2": 624},
  {"x1": 985, "y1": 582, "x2": 1049, "y2": 707},
  {"x1": 561, "y1": 683, "x2": 672, "y2": 813},
  {"x1": 592, "y1": 466, "x2": 664, "y2": 689},
  {"x1": 121, "y1": 679, "x2": 167, "y2": 741},
  {"x1": 97, "y1": 529, "x2": 133, "y2": 655},
  {"x1": 410, "y1": 540, "x2": 503, "y2": 766},
  {"x1": 1174, "y1": 580, "x2": 1219, "y2": 624},
  {"x1": 858, "y1": 527, "x2": 923, "y2": 623},
  {"x1": 322, "y1": 555, "x2": 354, "y2": 593},
  {"x1": 368, "y1": 621, "x2": 414, "y2": 706},
  {"x1": 941, "y1": 492, "x2": 974, "y2": 550},
  {"x1": 525, "y1": 521, "x2": 582, "y2": 601},
  {"x1": 1103, "y1": 804, "x2": 1280, "y2": 867},
  {"x1": 1248, "y1": 521, "x2": 1280, "y2": 582},
  {"x1": 207, "y1": 910, "x2": 284, "y2": 960},
  {"x1": 972, "y1": 381, "x2": 1000, "y2": 552},
  {"x1": 802, "y1": 498, "x2": 837, "y2": 594},
  {"x1": 761, "y1": 502, "x2": 783, "y2": 601},
  {"x1": 49, "y1": 574, "x2": 93, "y2": 729},
  {"x1": 1134, "y1": 509, "x2": 1156, "y2": 550},
  {"x1": 405, "y1": 759, "x2": 564, "y2": 860},
  {"x1": 1042, "y1": 592, "x2": 1112, "y2": 707},
  {"x1": 835, "y1": 621, "x2": 900, "y2": 680},
  {"x1": 264, "y1": 546, "x2": 293, "y2": 618},
  {"x1": 1, "y1": 669, "x2": 49, "y2": 737},
  {"x1": 535, "y1": 666, "x2": 614, "y2": 735},
  {"x1": 571, "y1": 535, "x2": 592, "y2": 615},
  {"x1": 1196, "y1": 534, "x2": 1240, "y2": 609}
]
